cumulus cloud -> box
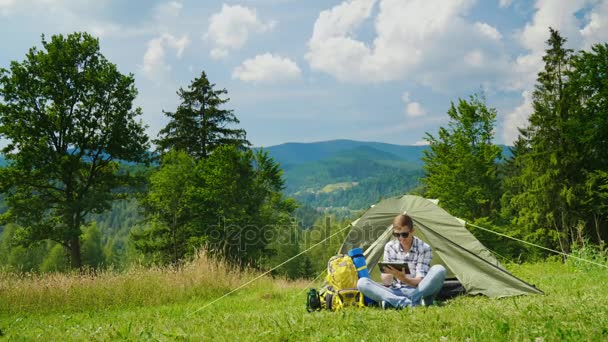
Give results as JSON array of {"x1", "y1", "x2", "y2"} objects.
[
  {"x1": 475, "y1": 22, "x2": 502, "y2": 41},
  {"x1": 232, "y1": 53, "x2": 301, "y2": 83},
  {"x1": 402, "y1": 92, "x2": 427, "y2": 117},
  {"x1": 305, "y1": 0, "x2": 510, "y2": 91},
  {"x1": 502, "y1": 0, "x2": 597, "y2": 144},
  {"x1": 581, "y1": 0, "x2": 608, "y2": 48},
  {"x1": 508, "y1": 0, "x2": 592, "y2": 91},
  {"x1": 205, "y1": 4, "x2": 276, "y2": 59},
  {"x1": 142, "y1": 33, "x2": 190, "y2": 81},
  {"x1": 503, "y1": 90, "x2": 533, "y2": 144}
]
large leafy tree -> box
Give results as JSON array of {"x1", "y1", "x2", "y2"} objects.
[
  {"x1": 191, "y1": 146, "x2": 296, "y2": 267},
  {"x1": 0, "y1": 32, "x2": 149, "y2": 269},
  {"x1": 154, "y1": 71, "x2": 250, "y2": 160},
  {"x1": 422, "y1": 94, "x2": 502, "y2": 221},
  {"x1": 134, "y1": 146, "x2": 296, "y2": 267}
]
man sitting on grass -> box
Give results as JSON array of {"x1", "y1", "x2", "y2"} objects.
[{"x1": 357, "y1": 214, "x2": 446, "y2": 309}]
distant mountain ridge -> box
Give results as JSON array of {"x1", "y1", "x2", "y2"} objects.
[
  {"x1": 258, "y1": 139, "x2": 428, "y2": 167},
  {"x1": 254, "y1": 140, "x2": 427, "y2": 209},
  {"x1": 258, "y1": 139, "x2": 513, "y2": 210}
]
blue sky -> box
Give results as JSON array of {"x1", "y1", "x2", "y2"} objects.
[{"x1": 1, "y1": 0, "x2": 608, "y2": 147}]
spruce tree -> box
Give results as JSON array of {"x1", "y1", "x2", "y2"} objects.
[
  {"x1": 505, "y1": 28, "x2": 576, "y2": 252},
  {"x1": 154, "y1": 71, "x2": 250, "y2": 160}
]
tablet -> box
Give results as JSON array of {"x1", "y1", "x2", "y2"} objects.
[{"x1": 378, "y1": 261, "x2": 410, "y2": 274}]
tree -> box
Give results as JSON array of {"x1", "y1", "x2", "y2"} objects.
[
  {"x1": 193, "y1": 146, "x2": 295, "y2": 267},
  {"x1": 566, "y1": 42, "x2": 608, "y2": 245},
  {"x1": 154, "y1": 71, "x2": 249, "y2": 160},
  {"x1": 81, "y1": 223, "x2": 105, "y2": 269},
  {"x1": 267, "y1": 222, "x2": 303, "y2": 279},
  {"x1": 504, "y1": 28, "x2": 577, "y2": 252},
  {"x1": 131, "y1": 150, "x2": 199, "y2": 265},
  {"x1": 422, "y1": 94, "x2": 502, "y2": 221},
  {"x1": 134, "y1": 147, "x2": 295, "y2": 267},
  {"x1": 40, "y1": 243, "x2": 69, "y2": 273},
  {"x1": 0, "y1": 32, "x2": 150, "y2": 269}
]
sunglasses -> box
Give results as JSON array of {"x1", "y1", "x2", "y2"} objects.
[{"x1": 392, "y1": 232, "x2": 410, "y2": 238}]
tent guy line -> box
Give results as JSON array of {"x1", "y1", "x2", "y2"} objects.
[
  {"x1": 466, "y1": 222, "x2": 608, "y2": 270},
  {"x1": 189, "y1": 223, "x2": 353, "y2": 315}
]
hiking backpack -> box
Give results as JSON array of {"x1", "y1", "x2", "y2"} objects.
[{"x1": 320, "y1": 254, "x2": 365, "y2": 311}]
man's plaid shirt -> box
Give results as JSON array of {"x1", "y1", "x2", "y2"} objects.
[{"x1": 383, "y1": 236, "x2": 432, "y2": 287}]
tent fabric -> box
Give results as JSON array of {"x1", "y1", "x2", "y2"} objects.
[{"x1": 338, "y1": 195, "x2": 543, "y2": 298}]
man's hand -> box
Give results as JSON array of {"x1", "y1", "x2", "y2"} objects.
[
  {"x1": 384, "y1": 265, "x2": 423, "y2": 287},
  {"x1": 385, "y1": 265, "x2": 407, "y2": 282}
]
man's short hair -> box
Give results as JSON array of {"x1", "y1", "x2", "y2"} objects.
[{"x1": 394, "y1": 214, "x2": 413, "y2": 229}]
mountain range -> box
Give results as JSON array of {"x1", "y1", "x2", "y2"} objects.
[{"x1": 259, "y1": 140, "x2": 428, "y2": 210}]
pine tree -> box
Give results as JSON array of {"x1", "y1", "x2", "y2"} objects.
[
  {"x1": 154, "y1": 71, "x2": 250, "y2": 160},
  {"x1": 505, "y1": 28, "x2": 577, "y2": 252}
]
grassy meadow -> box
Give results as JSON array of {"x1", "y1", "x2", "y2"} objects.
[{"x1": 1, "y1": 255, "x2": 607, "y2": 341}]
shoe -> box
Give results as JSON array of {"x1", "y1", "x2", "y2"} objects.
[
  {"x1": 380, "y1": 300, "x2": 392, "y2": 310},
  {"x1": 381, "y1": 300, "x2": 406, "y2": 310}
]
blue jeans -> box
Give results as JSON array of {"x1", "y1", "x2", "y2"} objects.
[{"x1": 357, "y1": 265, "x2": 447, "y2": 308}]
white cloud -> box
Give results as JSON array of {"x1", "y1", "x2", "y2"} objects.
[
  {"x1": 306, "y1": 0, "x2": 510, "y2": 90},
  {"x1": 153, "y1": 1, "x2": 184, "y2": 33},
  {"x1": 519, "y1": 0, "x2": 586, "y2": 52},
  {"x1": 502, "y1": 0, "x2": 597, "y2": 143},
  {"x1": 406, "y1": 102, "x2": 427, "y2": 117},
  {"x1": 0, "y1": 0, "x2": 17, "y2": 16},
  {"x1": 503, "y1": 90, "x2": 533, "y2": 144},
  {"x1": 205, "y1": 4, "x2": 276, "y2": 59},
  {"x1": 475, "y1": 22, "x2": 502, "y2": 41},
  {"x1": 499, "y1": 0, "x2": 513, "y2": 8},
  {"x1": 402, "y1": 91, "x2": 427, "y2": 117},
  {"x1": 142, "y1": 33, "x2": 190, "y2": 81},
  {"x1": 211, "y1": 48, "x2": 229, "y2": 59},
  {"x1": 414, "y1": 140, "x2": 430, "y2": 146},
  {"x1": 465, "y1": 50, "x2": 485, "y2": 67},
  {"x1": 232, "y1": 53, "x2": 301, "y2": 83},
  {"x1": 581, "y1": 0, "x2": 608, "y2": 48},
  {"x1": 155, "y1": 1, "x2": 182, "y2": 20}
]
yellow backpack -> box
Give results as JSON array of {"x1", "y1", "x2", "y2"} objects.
[{"x1": 321, "y1": 255, "x2": 365, "y2": 311}]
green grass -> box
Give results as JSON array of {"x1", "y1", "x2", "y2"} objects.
[{"x1": 1, "y1": 260, "x2": 607, "y2": 341}]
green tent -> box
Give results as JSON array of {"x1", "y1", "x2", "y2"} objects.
[{"x1": 339, "y1": 195, "x2": 543, "y2": 298}]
